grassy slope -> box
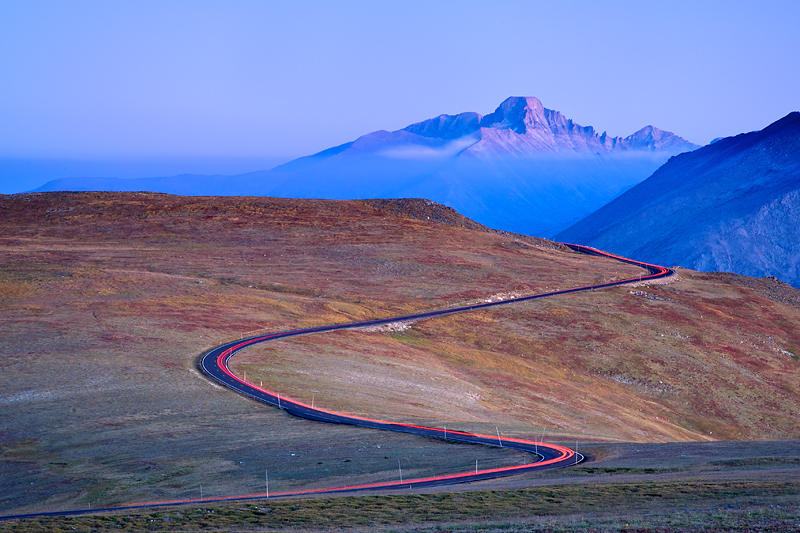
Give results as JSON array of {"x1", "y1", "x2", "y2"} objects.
[{"x1": 1, "y1": 192, "x2": 799, "y2": 519}]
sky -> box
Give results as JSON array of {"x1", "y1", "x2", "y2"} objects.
[{"x1": 1, "y1": 0, "x2": 799, "y2": 193}]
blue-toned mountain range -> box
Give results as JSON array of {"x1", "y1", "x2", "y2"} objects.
[{"x1": 32, "y1": 97, "x2": 698, "y2": 236}]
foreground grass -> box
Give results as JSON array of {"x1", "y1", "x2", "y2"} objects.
[{"x1": 3, "y1": 481, "x2": 799, "y2": 532}]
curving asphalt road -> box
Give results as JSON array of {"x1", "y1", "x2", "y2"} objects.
[
  {"x1": 0, "y1": 244, "x2": 672, "y2": 521},
  {"x1": 197, "y1": 244, "x2": 671, "y2": 492}
]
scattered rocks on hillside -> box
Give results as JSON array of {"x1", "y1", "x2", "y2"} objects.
[
  {"x1": 355, "y1": 320, "x2": 414, "y2": 333},
  {"x1": 629, "y1": 290, "x2": 676, "y2": 302},
  {"x1": 625, "y1": 272, "x2": 681, "y2": 288},
  {"x1": 709, "y1": 272, "x2": 800, "y2": 308},
  {"x1": 361, "y1": 198, "x2": 488, "y2": 231},
  {"x1": 602, "y1": 373, "x2": 676, "y2": 394}
]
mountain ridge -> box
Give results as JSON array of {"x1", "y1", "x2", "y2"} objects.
[
  {"x1": 557, "y1": 111, "x2": 800, "y2": 287},
  {"x1": 398, "y1": 97, "x2": 695, "y2": 154}
]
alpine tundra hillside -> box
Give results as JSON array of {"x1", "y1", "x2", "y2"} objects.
[{"x1": 1, "y1": 192, "x2": 798, "y2": 517}]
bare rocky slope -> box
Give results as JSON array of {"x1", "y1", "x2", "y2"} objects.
[{"x1": 557, "y1": 112, "x2": 800, "y2": 288}]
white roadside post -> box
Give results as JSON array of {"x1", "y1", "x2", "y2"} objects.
[
  {"x1": 266, "y1": 469, "x2": 269, "y2": 499},
  {"x1": 496, "y1": 427, "x2": 503, "y2": 447},
  {"x1": 398, "y1": 460, "x2": 403, "y2": 484}
]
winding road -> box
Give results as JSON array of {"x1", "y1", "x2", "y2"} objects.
[
  {"x1": 198, "y1": 244, "x2": 671, "y2": 493},
  {"x1": 0, "y1": 244, "x2": 672, "y2": 520}
]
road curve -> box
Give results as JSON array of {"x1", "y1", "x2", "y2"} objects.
[
  {"x1": 198, "y1": 244, "x2": 671, "y2": 491},
  {"x1": 0, "y1": 244, "x2": 672, "y2": 521}
]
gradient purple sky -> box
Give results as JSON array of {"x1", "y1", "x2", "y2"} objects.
[{"x1": 1, "y1": 1, "x2": 798, "y2": 192}]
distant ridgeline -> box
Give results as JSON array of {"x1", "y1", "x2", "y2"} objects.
[
  {"x1": 558, "y1": 112, "x2": 800, "y2": 288},
  {"x1": 32, "y1": 97, "x2": 697, "y2": 237}
]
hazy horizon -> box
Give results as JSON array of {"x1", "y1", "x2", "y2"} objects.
[
  {"x1": 2, "y1": 1, "x2": 798, "y2": 193},
  {"x1": 0, "y1": 156, "x2": 296, "y2": 195}
]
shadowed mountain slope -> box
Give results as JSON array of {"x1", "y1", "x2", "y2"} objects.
[{"x1": 557, "y1": 112, "x2": 800, "y2": 287}]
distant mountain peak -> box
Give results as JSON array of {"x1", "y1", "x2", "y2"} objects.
[
  {"x1": 403, "y1": 111, "x2": 481, "y2": 140},
  {"x1": 478, "y1": 96, "x2": 547, "y2": 134},
  {"x1": 623, "y1": 125, "x2": 693, "y2": 151}
]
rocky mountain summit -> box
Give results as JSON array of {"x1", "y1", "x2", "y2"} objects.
[
  {"x1": 557, "y1": 112, "x2": 800, "y2": 287},
  {"x1": 402, "y1": 97, "x2": 694, "y2": 155}
]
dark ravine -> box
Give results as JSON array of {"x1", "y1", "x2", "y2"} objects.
[{"x1": 0, "y1": 244, "x2": 672, "y2": 521}]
